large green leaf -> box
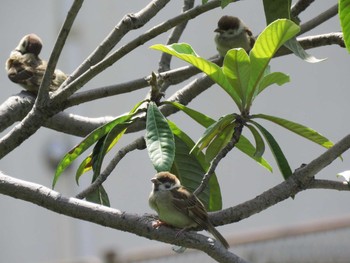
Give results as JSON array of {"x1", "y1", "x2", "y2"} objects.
[
  {"x1": 250, "y1": 121, "x2": 292, "y2": 179},
  {"x1": 169, "y1": 121, "x2": 222, "y2": 211},
  {"x1": 252, "y1": 114, "x2": 334, "y2": 149},
  {"x1": 145, "y1": 102, "x2": 175, "y2": 172},
  {"x1": 248, "y1": 19, "x2": 300, "y2": 106},
  {"x1": 223, "y1": 48, "x2": 251, "y2": 106},
  {"x1": 53, "y1": 113, "x2": 134, "y2": 188},
  {"x1": 150, "y1": 43, "x2": 242, "y2": 108},
  {"x1": 339, "y1": 0, "x2": 350, "y2": 53},
  {"x1": 235, "y1": 135, "x2": 273, "y2": 172}
]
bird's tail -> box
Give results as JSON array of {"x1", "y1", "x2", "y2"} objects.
[{"x1": 207, "y1": 224, "x2": 229, "y2": 249}]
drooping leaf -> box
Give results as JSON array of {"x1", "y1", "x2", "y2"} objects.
[
  {"x1": 235, "y1": 135, "x2": 273, "y2": 172},
  {"x1": 252, "y1": 114, "x2": 334, "y2": 149},
  {"x1": 192, "y1": 114, "x2": 236, "y2": 152},
  {"x1": 248, "y1": 19, "x2": 300, "y2": 106},
  {"x1": 150, "y1": 43, "x2": 242, "y2": 108},
  {"x1": 91, "y1": 122, "x2": 131, "y2": 181},
  {"x1": 205, "y1": 123, "x2": 236, "y2": 162},
  {"x1": 251, "y1": 121, "x2": 292, "y2": 179},
  {"x1": 246, "y1": 124, "x2": 265, "y2": 157},
  {"x1": 284, "y1": 38, "x2": 326, "y2": 63},
  {"x1": 145, "y1": 102, "x2": 175, "y2": 172},
  {"x1": 53, "y1": 113, "x2": 134, "y2": 188},
  {"x1": 86, "y1": 185, "x2": 110, "y2": 206},
  {"x1": 169, "y1": 121, "x2": 222, "y2": 211},
  {"x1": 257, "y1": 71, "x2": 290, "y2": 96},
  {"x1": 339, "y1": 0, "x2": 350, "y2": 53}
]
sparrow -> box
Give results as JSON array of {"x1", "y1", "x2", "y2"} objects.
[
  {"x1": 149, "y1": 171, "x2": 229, "y2": 248},
  {"x1": 5, "y1": 33, "x2": 67, "y2": 93},
  {"x1": 214, "y1": 16, "x2": 255, "y2": 57}
]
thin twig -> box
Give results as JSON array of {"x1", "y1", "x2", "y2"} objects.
[
  {"x1": 194, "y1": 118, "x2": 244, "y2": 196},
  {"x1": 36, "y1": 0, "x2": 84, "y2": 106},
  {"x1": 158, "y1": 0, "x2": 195, "y2": 73},
  {"x1": 308, "y1": 179, "x2": 350, "y2": 191},
  {"x1": 76, "y1": 136, "x2": 146, "y2": 199},
  {"x1": 299, "y1": 3, "x2": 339, "y2": 35},
  {"x1": 291, "y1": 0, "x2": 315, "y2": 17}
]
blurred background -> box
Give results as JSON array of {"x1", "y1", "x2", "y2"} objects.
[{"x1": 0, "y1": 1, "x2": 349, "y2": 262}]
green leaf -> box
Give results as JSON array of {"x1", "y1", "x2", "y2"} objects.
[
  {"x1": 76, "y1": 156, "x2": 92, "y2": 184},
  {"x1": 252, "y1": 114, "x2": 334, "y2": 149},
  {"x1": 246, "y1": 124, "x2": 265, "y2": 157},
  {"x1": 145, "y1": 102, "x2": 175, "y2": 172},
  {"x1": 339, "y1": 0, "x2": 350, "y2": 53},
  {"x1": 150, "y1": 43, "x2": 242, "y2": 109},
  {"x1": 205, "y1": 123, "x2": 236, "y2": 162},
  {"x1": 251, "y1": 121, "x2": 292, "y2": 179},
  {"x1": 263, "y1": 0, "x2": 291, "y2": 24},
  {"x1": 235, "y1": 135, "x2": 273, "y2": 172},
  {"x1": 90, "y1": 122, "x2": 130, "y2": 182},
  {"x1": 192, "y1": 114, "x2": 236, "y2": 152},
  {"x1": 223, "y1": 49, "x2": 251, "y2": 106},
  {"x1": 163, "y1": 101, "x2": 215, "y2": 128},
  {"x1": 248, "y1": 19, "x2": 300, "y2": 106},
  {"x1": 257, "y1": 71, "x2": 290, "y2": 95},
  {"x1": 168, "y1": 121, "x2": 222, "y2": 211},
  {"x1": 86, "y1": 185, "x2": 110, "y2": 206},
  {"x1": 53, "y1": 113, "x2": 134, "y2": 188}
]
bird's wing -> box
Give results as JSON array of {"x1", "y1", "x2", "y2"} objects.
[{"x1": 171, "y1": 187, "x2": 209, "y2": 229}]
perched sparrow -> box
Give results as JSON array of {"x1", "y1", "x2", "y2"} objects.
[
  {"x1": 149, "y1": 172, "x2": 229, "y2": 248},
  {"x1": 5, "y1": 33, "x2": 67, "y2": 93},
  {"x1": 214, "y1": 16, "x2": 255, "y2": 57}
]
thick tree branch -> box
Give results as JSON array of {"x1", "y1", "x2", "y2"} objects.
[{"x1": 0, "y1": 171, "x2": 248, "y2": 263}]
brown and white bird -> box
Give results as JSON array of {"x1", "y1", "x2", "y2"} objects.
[
  {"x1": 214, "y1": 16, "x2": 255, "y2": 57},
  {"x1": 5, "y1": 33, "x2": 67, "y2": 93},
  {"x1": 149, "y1": 172, "x2": 229, "y2": 248}
]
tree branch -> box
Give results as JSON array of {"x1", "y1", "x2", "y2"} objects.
[
  {"x1": 210, "y1": 133, "x2": 350, "y2": 226},
  {"x1": 308, "y1": 179, "x2": 350, "y2": 191},
  {"x1": 291, "y1": 0, "x2": 315, "y2": 17},
  {"x1": 36, "y1": 0, "x2": 84, "y2": 106},
  {"x1": 158, "y1": 0, "x2": 195, "y2": 73},
  {"x1": 299, "y1": 3, "x2": 338, "y2": 35},
  {"x1": 0, "y1": 171, "x2": 249, "y2": 263}
]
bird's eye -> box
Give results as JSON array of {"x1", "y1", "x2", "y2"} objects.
[{"x1": 164, "y1": 183, "x2": 171, "y2": 189}]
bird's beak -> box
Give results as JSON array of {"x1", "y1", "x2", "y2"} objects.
[
  {"x1": 151, "y1": 177, "x2": 159, "y2": 185},
  {"x1": 214, "y1": 28, "x2": 223, "y2": 33}
]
